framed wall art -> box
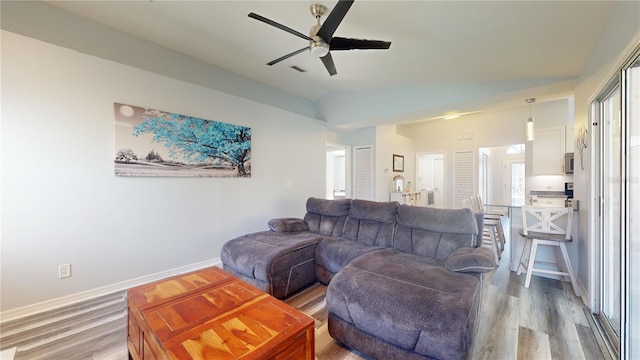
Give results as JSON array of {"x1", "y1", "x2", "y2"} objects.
[
  {"x1": 114, "y1": 103, "x2": 251, "y2": 177},
  {"x1": 393, "y1": 154, "x2": 404, "y2": 172}
]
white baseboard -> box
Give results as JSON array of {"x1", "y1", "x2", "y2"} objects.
[
  {"x1": 0, "y1": 347, "x2": 16, "y2": 360},
  {"x1": 0, "y1": 258, "x2": 222, "y2": 324}
]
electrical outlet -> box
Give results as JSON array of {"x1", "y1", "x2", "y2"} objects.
[{"x1": 59, "y1": 263, "x2": 71, "y2": 279}]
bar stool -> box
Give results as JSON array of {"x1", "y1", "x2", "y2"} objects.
[
  {"x1": 474, "y1": 194, "x2": 506, "y2": 251},
  {"x1": 463, "y1": 196, "x2": 503, "y2": 264},
  {"x1": 517, "y1": 206, "x2": 579, "y2": 296}
]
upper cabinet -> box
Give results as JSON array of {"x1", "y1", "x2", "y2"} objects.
[
  {"x1": 566, "y1": 125, "x2": 574, "y2": 153},
  {"x1": 532, "y1": 126, "x2": 566, "y2": 175}
]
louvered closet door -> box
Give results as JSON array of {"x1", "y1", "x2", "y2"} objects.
[
  {"x1": 454, "y1": 150, "x2": 475, "y2": 208},
  {"x1": 354, "y1": 146, "x2": 373, "y2": 200}
]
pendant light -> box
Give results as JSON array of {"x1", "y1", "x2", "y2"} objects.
[{"x1": 525, "y1": 98, "x2": 536, "y2": 141}]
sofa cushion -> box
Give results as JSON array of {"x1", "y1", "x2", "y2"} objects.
[
  {"x1": 326, "y1": 248, "x2": 481, "y2": 360},
  {"x1": 342, "y1": 199, "x2": 397, "y2": 246},
  {"x1": 394, "y1": 205, "x2": 479, "y2": 259},
  {"x1": 315, "y1": 238, "x2": 385, "y2": 277},
  {"x1": 303, "y1": 197, "x2": 351, "y2": 237},
  {"x1": 445, "y1": 246, "x2": 495, "y2": 273}
]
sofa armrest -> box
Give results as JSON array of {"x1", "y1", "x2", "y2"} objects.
[
  {"x1": 445, "y1": 247, "x2": 496, "y2": 273},
  {"x1": 268, "y1": 218, "x2": 309, "y2": 233}
]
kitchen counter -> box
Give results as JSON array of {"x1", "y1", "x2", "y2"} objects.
[{"x1": 529, "y1": 190, "x2": 568, "y2": 207}]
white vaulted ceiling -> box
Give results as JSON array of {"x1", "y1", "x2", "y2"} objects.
[{"x1": 4, "y1": 1, "x2": 618, "y2": 128}]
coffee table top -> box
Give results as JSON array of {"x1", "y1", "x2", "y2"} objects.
[{"x1": 128, "y1": 266, "x2": 314, "y2": 359}]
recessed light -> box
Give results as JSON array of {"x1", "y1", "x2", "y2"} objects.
[{"x1": 443, "y1": 115, "x2": 460, "y2": 120}]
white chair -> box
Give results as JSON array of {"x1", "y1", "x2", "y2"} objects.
[
  {"x1": 464, "y1": 196, "x2": 502, "y2": 264},
  {"x1": 474, "y1": 195, "x2": 506, "y2": 251},
  {"x1": 517, "y1": 206, "x2": 579, "y2": 296}
]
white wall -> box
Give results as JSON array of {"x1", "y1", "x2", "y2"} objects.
[
  {"x1": 0, "y1": 31, "x2": 337, "y2": 311},
  {"x1": 374, "y1": 125, "x2": 416, "y2": 202}
]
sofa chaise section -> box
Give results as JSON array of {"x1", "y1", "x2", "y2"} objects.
[
  {"x1": 221, "y1": 197, "x2": 350, "y2": 299},
  {"x1": 326, "y1": 206, "x2": 495, "y2": 360},
  {"x1": 221, "y1": 231, "x2": 321, "y2": 299}
]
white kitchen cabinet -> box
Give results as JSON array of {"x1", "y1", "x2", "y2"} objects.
[
  {"x1": 532, "y1": 126, "x2": 566, "y2": 175},
  {"x1": 565, "y1": 125, "x2": 574, "y2": 153}
]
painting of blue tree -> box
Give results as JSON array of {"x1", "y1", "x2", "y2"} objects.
[{"x1": 114, "y1": 103, "x2": 251, "y2": 177}]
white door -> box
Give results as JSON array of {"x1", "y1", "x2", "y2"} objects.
[
  {"x1": 454, "y1": 150, "x2": 475, "y2": 208},
  {"x1": 504, "y1": 157, "x2": 525, "y2": 206},
  {"x1": 433, "y1": 157, "x2": 445, "y2": 207},
  {"x1": 417, "y1": 153, "x2": 445, "y2": 207},
  {"x1": 353, "y1": 146, "x2": 373, "y2": 200}
]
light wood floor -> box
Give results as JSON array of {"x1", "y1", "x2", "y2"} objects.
[
  {"x1": 98, "y1": 248, "x2": 607, "y2": 360},
  {"x1": 283, "y1": 251, "x2": 607, "y2": 360}
]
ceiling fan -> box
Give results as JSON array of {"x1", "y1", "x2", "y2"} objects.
[{"x1": 248, "y1": 0, "x2": 391, "y2": 76}]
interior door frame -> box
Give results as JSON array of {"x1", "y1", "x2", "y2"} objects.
[
  {"x1": 324, "y1": 142, "x2": 351, "y2": 200},
  {"x1": 416, "y1": 151, "x2": 446, "y2": 208}
]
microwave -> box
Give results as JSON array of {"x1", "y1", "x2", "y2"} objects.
[{"x1": 565, "y1": 153, "x2": 574, "y2": 174}]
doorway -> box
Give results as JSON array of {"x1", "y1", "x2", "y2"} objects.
[
  {"x1": 417, "y1": 152, "x2": 445, "y2": 207},
  {"x1": 325, "y1": 143, "x2": 349, "y2": 200},
  {"x1": 478, "y1": 144, "x2": 525, "y2": 206}
]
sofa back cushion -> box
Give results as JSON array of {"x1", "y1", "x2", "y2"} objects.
[
  {"x1": 394, "y1": 205, "x2": 479, "y2": 260},
  {"x1": 304, "y1": 197, "x2": 351, "y2": 237},
  {"x1": 342, "y1": 200, "x2": 397, "y2": 246}
]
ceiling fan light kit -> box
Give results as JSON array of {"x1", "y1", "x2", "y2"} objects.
[
  {"x1": 310, "y1": 36, "x2": 330, "y2": 58},
  {"x1": 248, "y1": 0, "x2": 391, "y2": 76}
]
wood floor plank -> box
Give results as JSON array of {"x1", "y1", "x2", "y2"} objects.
[
  {"x1": 471, "y1": 284, "x2": 520, "y2": 360},
  {"x1": 517, "y1": 326, "x2": 552, "y2": 360},
  {"x1": 575, "y1": 323, "x2": 605, "y2": 360}
]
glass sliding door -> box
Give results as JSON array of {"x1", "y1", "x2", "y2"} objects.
[
  {"x1": 623, "y1": 54, "x2": 639, "y2": 359},
  {"x1": 599, "y1": 85, "x2": 621, "y2": 347},
  {"x1": 593, "y1": 50, "x2": 640, "y2": 360}
]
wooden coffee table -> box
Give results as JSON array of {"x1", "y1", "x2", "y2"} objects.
[{"x1": 127, "y1": 266, "x2": 314, "y2": 359}]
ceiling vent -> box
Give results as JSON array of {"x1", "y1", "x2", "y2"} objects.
[{"x1": 291, "y1": 65, "x2": 307, "y2": 73}]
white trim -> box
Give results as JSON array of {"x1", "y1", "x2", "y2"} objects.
[{"x1": 0, "y1": 258, "x2": 221, "y2": 324}]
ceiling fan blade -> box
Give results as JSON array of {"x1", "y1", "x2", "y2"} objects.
[
  {"x1": 248, "y1": 13, "x2": 312, "y2": 41},
  {"x1": 320, "y1": 52, "x2": 338, "y2": 76},
  {"x1": 317, "y1": 0, "x2": 354, "y2": 41},
  {"x1": 267, "y1": 47, "x2": 309, "y2": 66},
  {"x1": 330, "y1": 37, "x2": 392, "y2": 50}
]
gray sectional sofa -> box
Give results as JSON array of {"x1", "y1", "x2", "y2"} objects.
[{"x1": 221, "y1": 197, "x2": 496, "y2": 360}]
